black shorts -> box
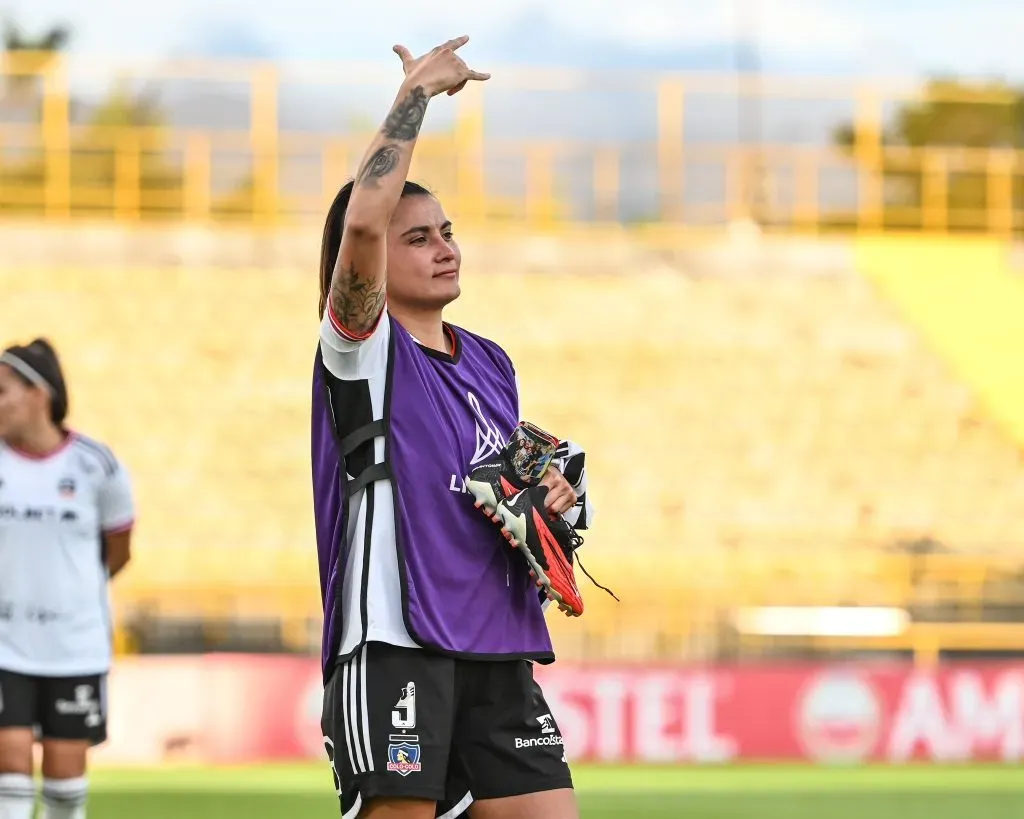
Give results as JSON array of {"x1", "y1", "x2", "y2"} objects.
[
  {"x1": 0, "y1": 668, "x2": 107, "y2": 745},
  {"x1": 321, "y1": 642, "x2": 572, "y2": 818}
]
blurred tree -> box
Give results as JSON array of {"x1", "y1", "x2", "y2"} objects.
[
  {"x1": 69, "y1": 80, "x2": 183, "y2": 215},
  {"x1": 2, "y1": 18, "x2": 70, "y2": 54},
  {"x1": 2, "y1": 17, "x2": 69, "y2": 94},
  {"x1": 0, "y1": 18, "x2": 72, "y2": 210},
  {"x1": 836, "y1": 78, "x2": 1024, "y2": 149},
  {"x1": 0, "y1": 17, "x2": 70, "y2": 127},
  {"x1": 833, "y1": 78, "x2": 1024, "y2": 230},
  {"x1": 0, "y1": 19, "x2": 188, "y2": 217},
  {"x1": 0, "y1": 76, "x2": 184, "y2": 216}
]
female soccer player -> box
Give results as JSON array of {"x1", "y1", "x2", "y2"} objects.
[
  {"x1": 313, "y1": 36, "x2": 596, "y2": 819},
  {"x1": 0, "y1": 339, "x2": 135, "y2": 819}
]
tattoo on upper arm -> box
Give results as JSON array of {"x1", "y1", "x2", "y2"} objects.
[
  {"x1": 382, "y1": 86, "x2": 428, "y2": 141},
  {"x1": 329, "y1": 262, "x2": 387, "y2": 335},
  {"x1": 356, "y1": 144, "x2": 400, "y2": 188}
]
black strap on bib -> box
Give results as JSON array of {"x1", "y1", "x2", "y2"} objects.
[
  {"x1": 339, "y1": 419, "x2": 385, "y2": 457},
  {"x1": 347, "y1": 462, "x2": 391, "y2": 495},
  {"x1": 336, "y1": 419, "x2": 389, "y2": 493},
  {"x1": 320, "y1": 363, "x2": 390, "y2": 496}
]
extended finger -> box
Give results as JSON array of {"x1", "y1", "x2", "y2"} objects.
[
  {"x1": 466, "y1": 70, "x2": 491, "y2": 81},
  {"x1": 392, "y1": 44, "x2": 413, "y2": 63},
  {"x1": 440, "y1": 35, "x2": 470, "y2": 52}
]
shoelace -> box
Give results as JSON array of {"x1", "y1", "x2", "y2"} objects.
[{"x1": 564, "y1": 523, "x2": 620, "y2": 602}]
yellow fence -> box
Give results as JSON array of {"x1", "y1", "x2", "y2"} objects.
[
  {"x1": 0, "y1": 52, "x2": 1022, "y2": 232},
  {"x1": 112, "y1": 543, "x2": 1024, "y2": 667}
]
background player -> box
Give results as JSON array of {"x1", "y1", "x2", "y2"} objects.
[
  {"x1": 0, "y1": 339, "x2": 135, "y2": 819},
  {"x1": 313, "y1": 36, "x2": 593, "y2": 819}
]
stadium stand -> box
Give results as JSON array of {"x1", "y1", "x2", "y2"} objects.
[
  {"x1": 857, "y1": 237, "x2": 1024, "y2": 449},
  {"x1": 2, "y1": 51, "x2": 1023, "y2": 664},
  {"x1": 4, "y1": 232, "x2": 1024, "y2": 662}
]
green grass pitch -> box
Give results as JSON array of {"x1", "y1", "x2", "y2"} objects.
[{"x1": 84, "y1": 763, "x2": 1024, "y2": 818}]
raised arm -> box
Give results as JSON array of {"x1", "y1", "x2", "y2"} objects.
[{"x1": 328, "y1": 36, "x2": 489, "y2": 337}]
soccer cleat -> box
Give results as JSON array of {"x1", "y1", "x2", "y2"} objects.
[
  {"x1": 465, "y1": 454, "x2": 525, "y2": 524},
  {"x1": 466, "y1": 421, "x2": 560, "y2": 522},
  {"x1": 494, "y1": 485, "x2": 586, "y2": 617}
]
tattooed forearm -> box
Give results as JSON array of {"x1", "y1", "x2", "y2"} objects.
[
  {"x1": 382, "y1": 85, "x2": 428, "y2": 141},
  {"x1": 356, "y1": 144, "x2": 401, "y2": 189},
  {"x1": 330, "y1": 263, "x2": 387, "y2": 334}
]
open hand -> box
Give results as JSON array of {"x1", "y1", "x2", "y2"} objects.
[
  {"x1": 540, "y1": 467, "x2": 577, "y2": 517},
  {"x1": 393, "y1": 35, "x2": 490, "y2": 98}
]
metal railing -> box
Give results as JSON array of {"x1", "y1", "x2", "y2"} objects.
[
  {"x1": 111, "y1": 546, "x2": 1024, "y2": 665},
  {"x1": 0, "y1": 52, "x2": 1021, "y2": 233}
]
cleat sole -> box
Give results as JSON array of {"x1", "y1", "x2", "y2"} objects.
[
  {"x1": 471, "y1": 480, "x2": 585, "y2": 617},
  {"x1": 495, "y1": 501, "x2": 584, "y2": 615},
  {"x1": 466, "y1": 479, "x2": 500, "y2": 514}
]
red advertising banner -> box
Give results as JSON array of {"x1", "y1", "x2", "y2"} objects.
[{"x1": 92, "y1": 657, "x2": 1024, "y2": 766}]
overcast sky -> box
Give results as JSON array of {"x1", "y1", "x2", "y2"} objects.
[{"x1": 2, "y1": 0, "x2": 1021, "y2": 79}]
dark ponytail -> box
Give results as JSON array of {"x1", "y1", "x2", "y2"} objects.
[
  {"x1": 318, "y1": 179, "x2": 432, "y2": 319},
  {"x1": 1, "y1": 337, "x2": 69, "y2": 425}
]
